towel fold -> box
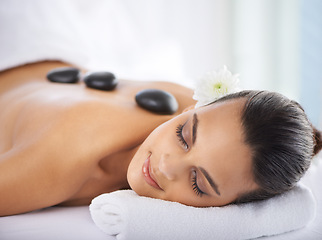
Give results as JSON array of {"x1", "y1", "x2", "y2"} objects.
[{"x1": 89, "y1": 184, "x2": 315, "y2": 240}]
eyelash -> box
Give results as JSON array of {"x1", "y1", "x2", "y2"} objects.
[
  {"x1": 192, "y1": 170, "x2": 204, "y2": 197},
  {"x1": 176, "y1": 124, "x2": 203, "y2": 197},
  {"x1": 176, "y1": 124, "x2": 189, "y2": 150}
]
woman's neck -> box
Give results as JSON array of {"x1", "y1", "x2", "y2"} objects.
[{"x1": 99, "y1": 144, "x2": 142, "y2": 187}]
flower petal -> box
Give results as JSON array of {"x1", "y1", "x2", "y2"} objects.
[{"x1": 193, "y1": 66, "x2": 240, "y2": 108}]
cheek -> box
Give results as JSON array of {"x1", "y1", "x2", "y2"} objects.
[{"x1": 126, "y1": 126, "x2": 163, "y2": 190}]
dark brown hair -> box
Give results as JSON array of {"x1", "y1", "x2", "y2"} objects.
[{"x1": 211, "y1": 90, "x2": 321, "y2": 204}]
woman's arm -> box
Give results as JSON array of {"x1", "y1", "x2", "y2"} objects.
[
  {"x1": 0, "y1": 103, "x2": 111, "y2": 216},
  {"x1": 0, "y1": 125, "x2": 100, "y2": 216},
  {"x1": 0, "y1": 146, "x2": 70, "y2": 216}
]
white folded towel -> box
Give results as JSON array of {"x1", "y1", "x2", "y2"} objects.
[{"x1": 89, "y1": 184, "x2": 315, "y2": 240}]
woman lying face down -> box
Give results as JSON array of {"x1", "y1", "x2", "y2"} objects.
[
  {"x1": 0, "y1": 61, "x2": 321, "y2": 216},
  {"x1": 129, "y1": 90, "x2": 322, "y2": 207}
]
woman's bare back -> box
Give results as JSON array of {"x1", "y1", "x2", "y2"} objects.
[{"x1": 0, "y1": 61, "x2": 195, "y2": 216}]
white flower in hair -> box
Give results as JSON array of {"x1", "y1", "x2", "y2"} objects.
[{"x1": 193, "y1": 66, "x2": 240, "y2": 108}]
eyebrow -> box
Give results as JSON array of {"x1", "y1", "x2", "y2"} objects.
[
  {"x1": 198, "y1": 166, "x2": 221, "y2": 196},
  {"x1": 192, "y1": 113, "x2": 198, "y2": 145}
]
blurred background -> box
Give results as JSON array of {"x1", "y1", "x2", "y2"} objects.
[{"x1": 0, "y1": 0, "x2": 321, "y2": 127}]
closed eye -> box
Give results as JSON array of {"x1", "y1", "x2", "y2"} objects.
[
  {"x1": 176, "y1": 123, "x2": 189, "y2": 150},
  {"x1": 192, "y1": 170, "x2": 204, "y2": 197}
]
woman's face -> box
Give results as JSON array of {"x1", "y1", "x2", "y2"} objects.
[{"x1": 127, "y1": 99, "x2": 258, "y2": 207}]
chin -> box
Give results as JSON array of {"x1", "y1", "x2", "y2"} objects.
[
  {"x1": 126, "y1": 159, "x2": 137, "y2": 189},
  {"x1": 127, "y1": 159, "x2": 152, "y2": 198},
  {"x1": 127, "y1": 153, "x2": 143, "y2": 191},
  {"x1": 127, "y1": 174, "x2": 147, "y2": 197}
]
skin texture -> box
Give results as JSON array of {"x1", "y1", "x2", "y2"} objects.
[
  {"x1": 127, "y1": 99, "x2": 258, "y2": 207},
  {"x1": 0, "y1": 61, "x2": 195, "y2": 216},
  {"x1": 0, "y1": 61, "x2": 257, "y2": 216}
]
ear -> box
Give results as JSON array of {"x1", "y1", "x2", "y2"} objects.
[{"x1": 182, "y1": 105, "x2": 195, "y2": 113}]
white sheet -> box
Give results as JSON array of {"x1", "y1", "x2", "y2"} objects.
[{"x1": 0, "y1": 206, "x2": 109, "y2": 240}]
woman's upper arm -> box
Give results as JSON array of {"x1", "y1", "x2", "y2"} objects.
[
  {"x1": 0, "y1": 121, "x2": 100, "y2": 216},
  {"x1": 0, "y1": 142, "x2": 77, "y2": 216},
  {"x1": 0, "y1": 101, "x2": 128, "y2": 216}
]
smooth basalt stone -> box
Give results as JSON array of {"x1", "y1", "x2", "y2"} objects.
[
  {"x1": 47, "y1": 67, "x2": 80, "y2": 83},
  {"x1": 135, "y1": 89, "x2": 178, "y2": 115},
  {"x1": 83, "y1": 71, "x2": 118, "y2": 91}
]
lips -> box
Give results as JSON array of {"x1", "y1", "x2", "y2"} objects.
[{"x1": 142, "y1": 154, "x2": 163, "y2": 190}]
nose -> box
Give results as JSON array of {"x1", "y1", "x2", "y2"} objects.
[{"x1": 158, "y1": 153, "x2": 185, "y2": 181}]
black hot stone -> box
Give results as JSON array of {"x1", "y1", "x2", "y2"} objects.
[
  {"x1": 46, "y1": 67, "x2": 80, "y2": 83},
  {"x1": 83, "y1": 71, "x2": 118, "y2": 91},
  {"x1": 135, "y1": 89, "x2": 178, "y2": 115}
]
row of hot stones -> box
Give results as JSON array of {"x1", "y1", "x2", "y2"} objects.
[{"x1": 47, "y1": 67, "x2": 178, "y2": 115}]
